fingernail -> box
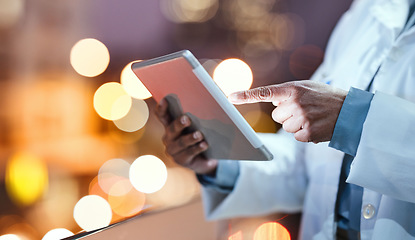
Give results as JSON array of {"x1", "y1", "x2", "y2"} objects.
[
  {"x1": 193, "y1": 131, "x2": 202, "y2": 140},
  {"x1": 200, "y1": 142, "x2": 208, "y2": 149},
  {"x1": 159, "y1": 98, "x2": 166, "y2": 107},
  {"x1": 181, "y1": 115, "x2": 189, "y2": 125}
]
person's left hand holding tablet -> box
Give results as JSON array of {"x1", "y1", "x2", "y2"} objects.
[{"x1": 155, "y1": 98, "x2": 218, "y2": 175}]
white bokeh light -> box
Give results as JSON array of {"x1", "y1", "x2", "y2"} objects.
[
  {"x1": 113, "y1": 98, "x2": 149, "y2": 132},
  {"x1": 213, "y1": 58, "x2": 253, "y2": 96},
  {"x1": 73, "y1": 195, "x2": 112, "y2": 232},
  {"x1": 42, "y1": 228, "x2": 74, "y2": 240},
  {"x1": 121, "y1": 62, "x2": 152, "y2": 100},
  {"x1": 129, "y1": 155, "x2": 168, "y2": 194},
  {"x1": 70, "y1": 38, "x2": 110, "y2": 77},
  {"x1": 0, "y1": 234, "x2": 20, "y2": 240}
]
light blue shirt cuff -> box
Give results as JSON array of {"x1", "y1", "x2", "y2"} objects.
[
  {"x1": 329, "y1": 87, "x2": 374, "y2": 156},
  {"x1": 197, "y1": 160, "x2": 240, "y2": 194}
]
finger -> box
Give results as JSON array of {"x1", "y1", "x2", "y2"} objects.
[
  {"x1": 166, "y1": 131, "x2": 204, "y2": 156},
  {"x1": 164, "y1": 115, "x2": 191, "y2": 142},
  {"x1": 271, "y1": 103, "x2": 294, "y2": 124},
  {"x1": 293, "y1": 127, "x2": 311, "y2": 143},
  {"x1": 155, "y1": 98, "x2": 171, "y2": 126},
  {"x1": 228, "y1": 84, "x2": 292, "y2": 105},
  {"x1": 189, "y1": 158, "x2": 218, "y2": 175},
  {"x1": 173, "y1": 141, "x2": 209, "y2": 166},
  {"x1": 281, "y1": 115, "x2": 304, "y2": 133}
]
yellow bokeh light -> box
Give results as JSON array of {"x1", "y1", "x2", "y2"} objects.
[
  {"x1": 5, "y1": 152, "x2": 48, "y2": 206},
  {"x1": 70, "y1": 38, "x2": 110, "y2": 77},
  {"x1": 129, "y1": 155, "x2": 168, "y2": 194},
  {"x1": 108, "y1": 180, "x2": 146, "y2": 217},
  {"x1": 244, "y1": 110, "x2": 277, "y2": 133},
  {"x1": 213, "y1": 58, "x2": 253, "y2": 96},
  {"x1": 42, "y1": 228, "x2": 73, "y2": 240},
  {"x1": 93, "y1": 82, "x2": 132, "y2": 120},
  {"x1": 73, "y1": 195, "x2": 112, "y2": 232},
  {"x1": 121, "y1": 62, "x2": 152, "y2": 100},
  {"x1": 253, "y1": 222, "x2": 291, "y2": 240},
  {"x1": 228, "y1": 231, "x2": 243, "y2": 240},
  {"x1": 98, "y1": 159, "x2": 131, "y2": 195},
  {"x1": 113, "y1": 98, "x2": 149, "y2": 132},
  {"x1": 160, "y1": 0, "x2": 219, "y2": 23},
  {"x1": 0, "y1": 234, "x2": 20, "y2": 240},
  {"x1": 0, "y1": 0, "x2": 24, "y2": 29}
]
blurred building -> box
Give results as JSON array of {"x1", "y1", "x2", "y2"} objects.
[{"x1": 0, "y1": 0, "x2": 351, "y2": 239}]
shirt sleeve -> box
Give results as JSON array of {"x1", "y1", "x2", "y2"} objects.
[
  {"x1": 329, "y1": 87, "x2": 374, "y2": 156},
  {"x1": 197, "y1": 160, "x2": 240, "y2": 194}
]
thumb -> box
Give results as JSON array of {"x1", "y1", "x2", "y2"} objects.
[{"x1": 228, "y1": 85, "x2": 290, "y2": 105}]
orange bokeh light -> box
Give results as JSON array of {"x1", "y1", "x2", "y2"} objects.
[
  {"x1": 108, "y1": 180, "x2": 146, "y2": 217},
  {"x1": 253, "y1": 222, "x2": 290, "y2": 240},
  {"x1": 228, "y1": 231, "x2": 243, "y2": 240}
]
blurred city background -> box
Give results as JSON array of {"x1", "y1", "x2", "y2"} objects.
[{"x1": 0, "y1": 0, "x2": 351, "y2": 239}]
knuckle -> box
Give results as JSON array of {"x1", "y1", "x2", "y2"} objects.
[{"x1": 256, "y1": 87, "x2": 272, "y2": 101}]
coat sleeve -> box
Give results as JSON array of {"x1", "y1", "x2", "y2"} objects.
[
  {"x1": 347, "y1": 91, "x2": 415, "y2": 203},
  {"x1": 201, "y1": 131, "x2": 308, "y2": 220}
]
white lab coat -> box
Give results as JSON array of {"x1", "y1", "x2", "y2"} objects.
[{"x1": 201, "y1": 0, "x2": 415, "y2": 239}]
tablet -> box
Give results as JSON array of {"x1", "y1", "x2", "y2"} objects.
[{"x1": 131, "y1": 50, "x2": 273, "y2": 161}]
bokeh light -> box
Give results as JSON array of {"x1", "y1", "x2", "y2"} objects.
[
  {"x1": 129, "y1": 155, "x2": 168, "y2": 194},
  {"x1": 93, "y1": 82, "x2": 132, "y2": 121},
  {"x1": 121, "y1": 61, "x2": 152, "y2": 100},
  {"x1": 5, "y1": 152, "x2": 48, "y2": 206},
  {"x1": 228, "y1": 231, "x2": 243, "y2": 240},
  {"x1": 243, "y1": 110, "x2": 277, "y2": 133},
  {"x1": 146, "y1": 167, "x2": 199, "y2": 208},
  {"x1": 70, "y1": 38, "x2": 110, "y2": 77},
  {"x1": 160, "y1": 0, "x2": 219, "y2": 23},
  {"x1": 0, "y1": 0, "x2": 24, "y2": 29},
  {"x1": 42, "y1": 228, "x2": 73, "y2": 240},
  {"x1": 108, "y1": 180, "x2": 146, "y2": 217},
  {"x1": 270, "y1": 13, "x2": 305, "y2": 51},
  {"x1": 213, "y1": 58, "x2": 253, "y2": 96},
  {"x1": 253, "y1": 222, "x2": 290, "y2": 240},
  {"x1": 113, "y1": 98, "x2": 149, "y2": 132},
  {"x1": 0, "y1": 234, "x2": 20, "y2": 240},
  {"x1": 73, "y1": 195, "x2": 112, "y2": 232},
  {"x1": 98, "y1": 159, "x2": 131, "y2": 196}
]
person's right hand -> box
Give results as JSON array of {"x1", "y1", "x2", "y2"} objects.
[{"x1": 155, "y1": 98, "x2": 218, "y2": 175}]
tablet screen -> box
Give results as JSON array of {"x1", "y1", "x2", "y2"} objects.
[{"x1": 131, "y1": 50, "x2": 272, "y2": 161}]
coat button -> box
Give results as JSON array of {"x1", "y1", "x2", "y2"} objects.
[{"x1": 362, "y1": 204, "x2": 376, "y2": 219}]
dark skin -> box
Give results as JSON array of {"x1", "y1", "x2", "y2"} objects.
[{"x1": 155, "y1": 98, "x2": 218, "y2": 175}]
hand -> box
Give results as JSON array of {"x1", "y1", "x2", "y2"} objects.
[
  {"x1": 229, "y1": 80, "x2": 347, "y2": 143},
  {"x1": 155, "y1": 98, "x2": 218, "y2": 175}
]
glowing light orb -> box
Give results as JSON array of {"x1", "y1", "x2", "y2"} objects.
[
  {"x1": 108, "y1": 180, "x2": 146, "y2": 217},
  {"x1": 70, "y1": 38, "x2": 110, "y2": 77},
  {"x1": 213, "y1": 58, "x2": 253, "y2": 96},
  {"x1": 121, "y1": 62, "x2": 152, "y2": 100},
  {"x1": 228, "y1": 231, "x2": 243, "y2": 240},
  {"x1": 42, "y1": 228, "x2": 73, "y2": 240},
  {"x1": 93, "y1": 82, "x2": 132, "y2": 120},
  {"x1": 98, "y1": 159, "x2": 132, "y2": 196},
  {"x1": 113, "y1": 98, "x2": 149, "y2": 132},
  {"x1": 0, "y1": 0, "x2": 24, "y2": 29},
  {"x1": 129, "y1": 155, "x2": 168, "y2": 194},
  {"x1": 5, "y1": 152, "x2": 48, "y2": 206},
  {"x1": 73, "y1": 195, "x2": 112, "y2": 232},
  {"x1": 253, "y1": 222, "x2": 291, "y2": 240}
]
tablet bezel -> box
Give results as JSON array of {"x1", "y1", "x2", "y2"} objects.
[{"x1": 131, "y1": 50, "x2": 273, "y2": 161}]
